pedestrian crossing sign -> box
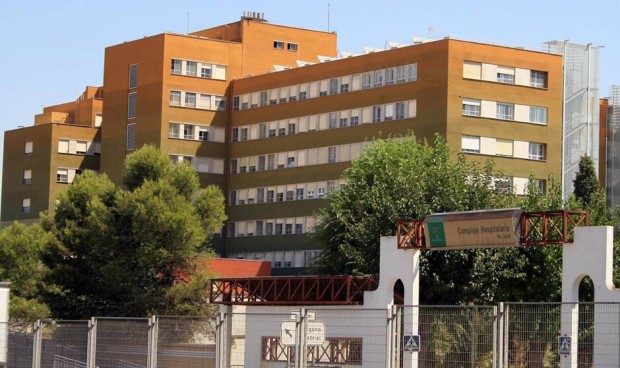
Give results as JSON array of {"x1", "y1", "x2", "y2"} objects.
[
  {"x1": 403, "y1": 335, "x2": 420, "y2": 352},
  {"x1": 558, "y1": 336, "x2": 571, "y2": 355}
]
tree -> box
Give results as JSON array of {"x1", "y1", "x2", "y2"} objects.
[
  {"x1": 0, "y1": 222, "x2": 53, "y2": 321},
  {"x1": 313, "y1": 134, "x2": 523, "y2": 304},
  {"x1": 43, "y1": 145, "x2": 227, "y2": 318},
  {"x1": 573, "y1": 155, "x2": 600, "y2": 207}
]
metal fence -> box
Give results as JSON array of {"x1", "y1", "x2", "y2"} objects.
[{"x1": 4, "y1": 303, "x2": 620, "y2": 368}]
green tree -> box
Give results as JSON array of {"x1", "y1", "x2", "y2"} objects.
[
  {"x1": 43, "y1": 145, "x2": 227, "y2": 318},
  {"x1": 0, "y1": 222, "x2": 53, "y2": 321},
  {"x1": 573, "y1": 155, "x2": 600, "y2": 207},
  {"x1": 313, "y1": 134, "x2": 522, "y2": 304}
]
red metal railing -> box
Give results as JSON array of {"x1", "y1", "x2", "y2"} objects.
[{"x1": 210, "y1": 275, "x2": 379, "y2": 305}]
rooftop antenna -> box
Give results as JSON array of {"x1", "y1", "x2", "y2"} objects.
[
  {"x1": 427, "y1": 26, "x2": 437, "y2": 40},
  {"x1": 327, "y1": 2, "x2": 330, "y2": 32},
  {"x1": 186, "y1": 12, "x2": 190, "y2": 34}
]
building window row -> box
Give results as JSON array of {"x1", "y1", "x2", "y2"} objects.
[
  {"x1": 230, "y1": 142, "x2": 371, "y2": 174},
  {"x1": 169, "y1": 90, "x2": 226, "y2": 111},
  {"x1": 57, "y1": 168, "x2": 84, "y2": 184},
  {"x1": 229, "y1": 179, "x2": 345, "y2": 206},
  {"x1": 273, "y1": 40, "x2": 298, "y2": 51},
  {"x1": 168, "y1": 122, "x2": 226, "y2": 143},
  {"x1": 128, "y1": 64, "x2": 138, "y2": 89},
  {"x1": 462, "y1": 98, "x2": 547, "y2": 125},
  {"x1": 232, "y1": 100, "x2": 416, "y2": 143},
  {"x1": 22, "y1": 198, "x2": 30, "y2": 213},
  {"x1": 228, "y1": 216, "x2": 316, "y2": 238},
  {"x1": 463, "y1": 61, "x2": 548, "y2": 88},
  {"x1": 230, "y1": 250, "x2": 320, "y2": 269},
  {"x1": 233, "y1": 63, "x2": 418, "y2": 111},
  {"x1": 170, "y1": 58, "x2": 227, "y2": 80},
  {"x1": 493, "y1": 176, "x2": 546, "y2": 195},
  {"x1": 58, "y1": 139, "x2": 101, "y2": 156},
  {"x1": 461, "y1": 135, "x2": 546, "y2": 161},
  {"x1": 169, "y1": 154, "x2": 225, "y2": 174}
]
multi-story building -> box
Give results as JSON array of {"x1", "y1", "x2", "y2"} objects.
[
  {"x1": 2, "y1": 86, "x2": 102, "y2": 223},
  {"x1": 2, "y1": 15, "x2": 563, "y2": 272}
]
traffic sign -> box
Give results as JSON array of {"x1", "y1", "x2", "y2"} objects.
[
  {"x1": 403, "y1": 335, "x2": 420, "y2": 352},
  {"x1": 280, "y1": 320, "x2": 326, "y2": 346}
]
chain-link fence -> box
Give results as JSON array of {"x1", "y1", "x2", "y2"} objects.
[{"x1": 5, "y1": 303, "x2": 620, "y2": 368}]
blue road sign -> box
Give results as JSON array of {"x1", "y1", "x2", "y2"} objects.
[
  {"x1": 558, "y1": 336, "x2": 571, "y2": 355},
  {"x1": 403, "y1": 335, "x2": 420, "y2": 352}
]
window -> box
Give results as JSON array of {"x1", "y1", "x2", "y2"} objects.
[
  {"x1": 351, "y1": 116, "x2": 359, "y2": 126},
  {"x1": 57, "y1": 168, "x2": 69, "y2": 183},
  {"x1": 75, "y1": 141, "x2": 87, "y2": 155},
  {"x1": 329, "y1": 113, "x2": 338, "y2": 129},
  {"x1": 461, "y1": 135, "x2": 480, "y2": 153},
  {"x1": 495, "y1": 177, "x2": 513, "y2": 194},
  {"x1": 22, "y1": 198, "x2": 31, "y2": 213},
  {"x1": 198, "y1": 129, "x2": 209, "y2": 141},
  {"x1": 328, "y1": 147, "x2": 337, "y2": 163},
  {"x1": 267, "y1": 154, "x2": 275, "y2": 170},
  {"x1": 228, "y1": 223, "x2": 236, "y2": 238},
  {"x1": 495, "y1": 139, "x2": 514, "y2": 157},
  {"x1": 240, "y1": 128, "x2": 248, "y2": 141},
  {"x1": 201, "y1": 67, "x2": 212, "y2": 78},
  {"x1": 530, "y1": 106, "x2": 548, "y2": 124},
  {"x1": 408, "y1": 64, "x2": 418, "y2": 81},
  {"x1": 329, "y1": 79, "x2": 338, "y2": 95},
  {"x1": 277, "y1": 193, "x2": 284, "y2": 202},
  {"x1": 287, "y1": 157, "x2": 295, "y2": 168},
  {"x1": 534, "y1": 179, "x2": 546, "y2": 194},
  {"x1": 295, "y1": 223, "x2": 303, "y2": 234},
  {"x1": 231, "y1": 128, "x2": 238, "y2": 143},
  {"x1": 278, "y1": 128, "x2": 286, "y2": 136},
  {"x1": 275, "y1": 224, "x2": 283, "y2": 235},
  {"x1": 287, "y1": 43, "x2": 298, "y2": 51},
  {"x1": 339, "y1": 118, "x2": 348, "y2": 127},
  {"x1": 463, "y1": 61, "x2": 482, "y2": 79},
  {"x1": 25, "y1": 141, "x2": 33, "y2": 155},
  {"x1": 529, "y1": 143, "x2": 545, "y2": 160},
  {"x1": 496, "y1": 66, "x2": 515, "y2": 84},
  {"x1": 299, "y1": 91, "x2": 307, "y2": 100},
  {"x1": 169, "y1": 91, "x2": 181, "y2": 106},
  {"x1": 530, "y1": 70, "x2": 547, "y2": 88},
  {"x1": 256, "y1": 221, "x2": 264, "y2": 236},
  {"x1": 288, "y1": 123, "x2": 296, "y2": 135},
  {"x1": 374, "y1": 70, "x2": 384, "y2": 87},
  {"x1": 397, "y1": 66, "x2": 406, "y2": 82},
  {"x1": 171, "y1": 59, "x2": 182, "y2": 74},
  {"x1": 267, "y1": 190, "x2": 274, "y2": 203},
  {"x1": 260, "y1": 91, "x2": 268, "y2": 107},
  {"x1": 230, "y1": 159, "x2": 238, "y2": 173},
  {"x1": 285, "y1": 224, "x2": 293, "y2": 234},
  {"x1": 462, "y1": 99, "x2": 481, "y2": 117},
  {"x1": 318, "y1": 187, "x2": 326, "y2": 198},
  {"x1": 362, "y1": 73, "x2": 371, "y2": 89},
  {"x1": 126, "y1": 124, "x2": 136, "y2": 150},
  {"x1": 215, "y1": 96, "x2": 226, "y2": 111},
  {"x1": 307, "y1": 190, "x2": 315, "y2": 199},
  {"x1": 128, "y1": 64, "x2": 138, "y2": 88},
  {"x1": 186, "y1": 61, "x2": 197, "y2": 77},
  {"x1": 274, "y1": 41, "x2": 284, "y2": 49},
  {"x1": 229, "y1": 190, "x2": 237, "y2": 205},
  {"x1": 184, "y1": 92, "x2": 196, "y2": 108},
  {"x1": 496, "y1": 103, "x2": 514, "y2": 120},
  {"x1": 259, "y1": 124, "x2": 267, "y2": 138},
  {"x1": 269, "y1": 129, "x2": 276, "y2": 137},
  {"x1": 258, "y1": 156, "x2": 266, "y2": 171},
  {"x1": 95, "y1": 113, "x2": 103, "y2": 127},
  {"x1": 340, "y1": 84, "x2": 349, "y2": 93},
  {"x1": 184, "y1": 125, "x2": 194, "y2": 140},
  {"x1": 296, "y1": 188, "x2": 304, "y2": 200},
  {"x1": 23, "y1": 170, "x2": 32, "y2": 184},
  {"x1": 257, "y1": 188, "x2": 265, "y2": 203},
  {"x1": 233, "y1": 96, "x2": 240, "y2": 111},
  {"x1": 396, "y1": 102, "x2": 406, "y2": 119},
  {"x1": 385, "y1": 68, "x2": 395, "y2": 85},
  {"x1": 286, "y1": 190, "x2": 294, "y2": 201},
  {"x1": 128, "y1": 92, "x2": 137, "y2": 119},
  {"x1": 266, "y1": 222, "x2": 274, "y2": 235},
  {"x1": 372, "y1": 106, "x2": 382, "y2": 122}
]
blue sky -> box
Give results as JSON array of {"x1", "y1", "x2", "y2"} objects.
[{"x1": 0, "y1": 0, "x2": 618, "y2": 172}]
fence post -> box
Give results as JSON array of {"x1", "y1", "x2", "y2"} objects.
[
  {"x1": 31, "y1": 320, "x2": 41, "y2": 368},
  {"x1": 503, "y1": 304, "x2": 509, "y2": 368},
  {"x1": 87, "y1": 317, "x2": 97, "y2": 368},
  {"x1": 495, "y1": 303, "x2": 503, "y2": 368},
  {"x1": 295, "y1": 308, "x2": 308, "y2": 368},
  {"x1": 386, "y1": 305, "x2": 395, "y2": 368},
  {"x1": 147, "y1": 316, "x2": 158, "y2": 368},
  {"x1": 215, "y1": 311, "x2": 227, "y2": 368}
]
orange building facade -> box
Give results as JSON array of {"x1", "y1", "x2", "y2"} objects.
[{"x1": 2, "y1": 15, "x2": 562, "y2": 273}]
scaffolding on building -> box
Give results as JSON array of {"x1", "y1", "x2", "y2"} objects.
[{"x1": 606, "y1": 86, "x2": 620, "y2": 208}]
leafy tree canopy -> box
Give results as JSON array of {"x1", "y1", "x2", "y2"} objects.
[{"x1": 42, "y1": 145, "x2": 227, "y2": 318}]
